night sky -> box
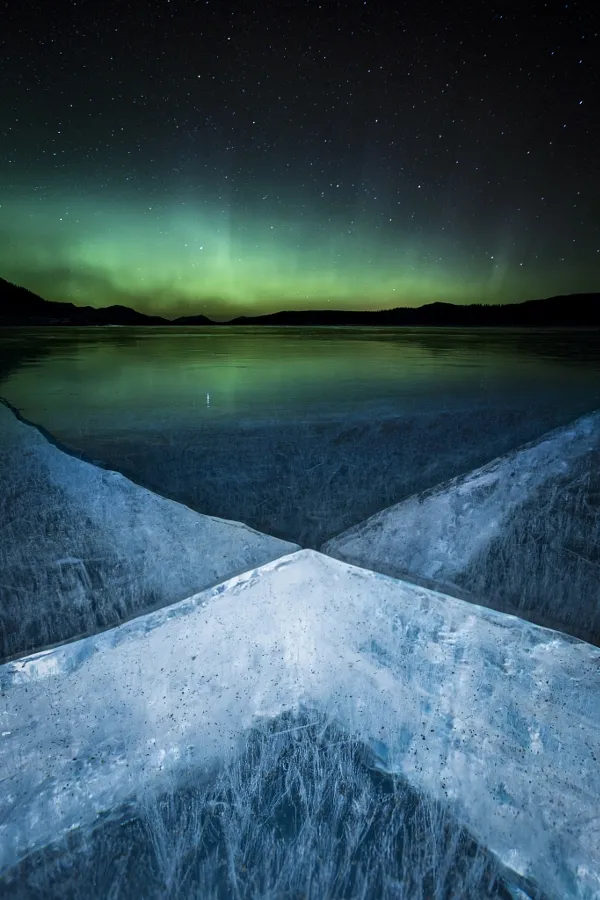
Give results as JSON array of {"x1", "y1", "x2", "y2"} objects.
[{"x1": 1, "y1": 0, "x2": 599, "y2": 319}]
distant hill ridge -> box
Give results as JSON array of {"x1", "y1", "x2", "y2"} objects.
[
  {"x1": 1, "y1": 277, "x2": 598, "y2": 327},
  {"x1": 0, "y1": 278, "x2": 173, "y2": 326}
]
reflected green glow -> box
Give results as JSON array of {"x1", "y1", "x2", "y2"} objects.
[
  {"x1": 4, "y1": 327, "x2": 599, "y2": 435},
  {"x1": 0, "y1": 193, "x2": 592, "y2": 318}
]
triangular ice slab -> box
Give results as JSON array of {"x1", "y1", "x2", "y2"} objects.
[
  {"x1": 0, "y1": 401, "x2": 298, "y2": 660},
  {"x1": 323, "y1": 411, "x2": 600, "y2": 642},
  {"x1": 1, "y1": 550, "x2": 599, "y2": 898}
]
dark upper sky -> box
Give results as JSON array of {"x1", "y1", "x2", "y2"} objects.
[{"x1": 1, "y1": 0, "x2": 598, "y2": 318}]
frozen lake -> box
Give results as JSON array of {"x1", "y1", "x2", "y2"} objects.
[
  {"x1": 1, "y1": 326, "x2": 600, "y2": 899},
  {"x1": 1, "y1": 326, "x2": 599, "y2": 546}
]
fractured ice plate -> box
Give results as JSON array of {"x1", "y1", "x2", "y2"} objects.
[
  {"x1": 323, "y1": 410, "x2": 600, "y2": 642},
  {"x1": 0, "y1": 400, "x2": 298, "y2": 660},
  {"x1": 1, "y1": 549, "x2": 599, "y2": 899}
]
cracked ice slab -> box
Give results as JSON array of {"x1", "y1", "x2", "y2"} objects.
[
  {"x1": 1, "y1": 549, "x2": 599, "y2": 899},
  {"x1": 0, "y1": 400, "x2": 298, "y2": 660},
  {"x1": 323, "y1": 410, "x2": 600, "y2": 639}
]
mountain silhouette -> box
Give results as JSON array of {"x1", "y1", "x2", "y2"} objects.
[
  {"x1": 171, "y1": 313, "x2": 218, "y2": 325},
  {"x1": 1, "y1": 277, "x2": 598, "y2": 327},
  {"x1": 223, "y1": 295, "x2": 599, "y2": 327},
  {"x1": 0, "y1": 278, "x2": 171, "y2": 326}
]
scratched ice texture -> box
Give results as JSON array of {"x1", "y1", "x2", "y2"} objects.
[
  {"x1": 324, "y1": 410, "x2": 600, "y2": 644},
  {"x1": 0, "y1": 400, "x2": 298, "y2": 660},
  {"x1": 1, "y1": 550, "x2": 599, "y2": 899}
]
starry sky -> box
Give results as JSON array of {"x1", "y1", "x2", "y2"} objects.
[{"x1": 1, "y1": 0, "x2": 599, "y2": 319}]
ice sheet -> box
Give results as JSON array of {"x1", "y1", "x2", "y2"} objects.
[
  {"x1": 323, "y1": 410, "x2": 600, "y2": 640},
  {"x1": 1, "y1": 549, "x2": 599, "y2": 899},
  {"x1": 0, "y1": 400, "x2": 298, "y2": 660}
]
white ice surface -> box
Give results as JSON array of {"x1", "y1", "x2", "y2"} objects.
[
  {"x1": 0, "y1": 401, "x2": 298, "y2": 658},
  {"x1": 1, "y1": 549, "x2": 599, "y2": 899},
  {"x1": 323, "y1": 410, "x2": 600, "y2": 588}
]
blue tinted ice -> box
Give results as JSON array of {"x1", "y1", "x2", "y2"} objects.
[
  {"x1": 0, "y1": 401, "x2": 299, "y2": 660},
  {"x1": 1, "y1": 550, "x2": 598, "y2": 898},
  {"x1": 324, "y1": 411, "x2": 600, "y2": 642}
]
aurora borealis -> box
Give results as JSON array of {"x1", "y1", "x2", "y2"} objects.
[{"x1": 1, "y1": 1, "x2": 598, "y2": 320}]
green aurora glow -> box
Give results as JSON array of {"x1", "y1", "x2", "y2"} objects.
[{"x1": 1, "y1": 191, "x2": 595, "y2": 320}]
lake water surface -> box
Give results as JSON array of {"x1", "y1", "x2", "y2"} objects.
[{"x1": 1, "y1": 326, "x2": 599, "y2": 545}]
